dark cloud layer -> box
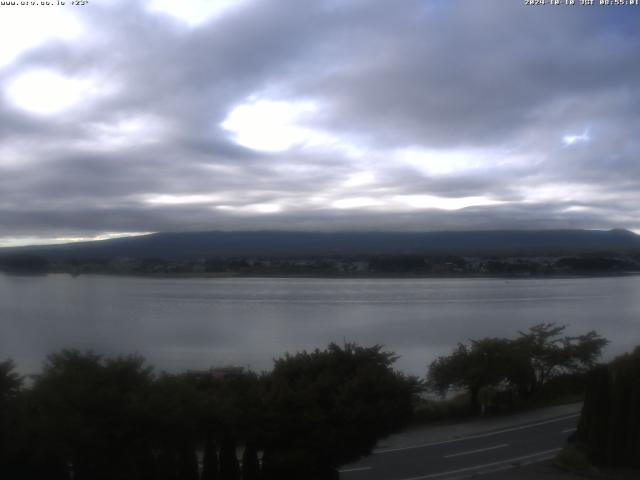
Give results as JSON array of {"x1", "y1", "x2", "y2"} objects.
[{"x1": 0, "y1": 0, "x2": 639, "y2": 245}]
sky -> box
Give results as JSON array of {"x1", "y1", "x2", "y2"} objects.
[{"x1": 0, "y1": 0, "x2": 639, "y2": 246}]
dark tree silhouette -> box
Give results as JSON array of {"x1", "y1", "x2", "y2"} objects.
[
  {"x1": 157, "y1": 448, "x2": 179, "y2": 480},
  {"x1": 262, "y1": 343, "x2": 420, "y2": 476},
  {"x1": 1, "y1": 254, "x2": 49, "y2": 274},
  {"x1": 241, "y1": 443, "x2": 260, "y2": 480},
  {"x1": 512, "y1": 323, "x2": 608, "y2": 397},
  {"x1": 0, "y1": 360, "x2": 25, "y2": 479},
  {"x1": 1, "y1": 343, "x2": 419, "y2": 478},
  {"x1": 0, "y1": 359, "x2": 22, "y2": 400},
  {"x1": 201, "y1": 435, "x2": 219, "y2": 480},
  {"x1": 30, "y1": 350, "x2": 155, "y2": 480},
  {"x1": 577, "y1": 346, "x2": 640, "y2": 467},
  {"x1": 219, "y1": 434, "x2": 240, "y2": 480},
  {"x1": 428, "y1": 338, "x2": 514, "y2": 414},
  {"x1": 427, "y1": 324, "x2": 608, "y2": 413},
  {"x1": 177, "y1": 442, "x2": 199, "y2": 480}
]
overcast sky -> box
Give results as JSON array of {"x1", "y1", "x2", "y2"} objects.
[{"x1": 0, "y1": 0, "x2": 639, "y2": 246}]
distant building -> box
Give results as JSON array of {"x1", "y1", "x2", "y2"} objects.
[{"x1": 209, "y1": 366, "x2": 245, "y2": 380}]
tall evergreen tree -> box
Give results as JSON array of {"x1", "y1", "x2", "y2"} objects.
[
  {"x1": 0, "y1": 359, "x2": 23, "y2": 479},
  {"x1": 201, "y1": 435, "x2": 219, "y2": 480},
  {"x1": 577, "y1": 346, "x2": 640, "y2": 467},
  {"x1": 219, "y1": 435, "x2": 240, "y2": 480},
  {"x1": 241, "y1": 443, "x2": 260, "y2": 480},
  {"x1": 157, "y1": 447, "x2": 179, "y2": 480},
  {"x1": 178, "y1": 443, "x2": 199, "y2": 480}
]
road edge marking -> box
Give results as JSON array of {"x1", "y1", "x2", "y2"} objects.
[
  {"x1": 396, "y1": 447, "x2": 562, "y2": 480},
  {"x1": 375, "y1": 413, "x2": 579, "y2": 454},
  {"x1": 443, "y1": 443, "x2": 509, "y2": 458},
  {"x1": 338, "y1": 466, "x2": 372, "y2": 473}
]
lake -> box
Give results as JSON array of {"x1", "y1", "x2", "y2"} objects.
[{"x1": 1, "y1": 274, "x2": 639, "y2": 376}]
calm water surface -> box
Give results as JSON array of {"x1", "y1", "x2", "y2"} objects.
[{"x1": 1, "y1": 274, "x2": 639, "y2": 375}]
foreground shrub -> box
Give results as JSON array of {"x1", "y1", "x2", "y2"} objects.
[
  {"x1": 0, "y1": 343, "x2": 421, "y2": 479},
  {"x1": 576, "y1": 346, "x2": 640, "y2": 468}
]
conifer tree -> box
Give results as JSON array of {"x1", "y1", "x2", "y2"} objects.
[
  {"x1": 241, "y1": 443, "x2": 260, "y2": 480},
  {"x1": 201, "y1": 435, "x2": 219, "y2": 480},
  {"x1": 178, "y1": 443, "x2": 199, "y2": 480},
  {"x1": 577, "y1": 347, "x2": 640, "y2": 467},
  {"x1": 219, "y1": 435, "x2": 240, "y2": 480}
]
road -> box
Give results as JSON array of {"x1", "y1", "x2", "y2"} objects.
[{"x1": 339, "y1": 411, "x2": 579, "y2": 480}]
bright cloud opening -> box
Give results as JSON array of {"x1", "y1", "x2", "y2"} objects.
[
  {"x1": 144, "y1": 194, "x2": 223, "y2": 206},
  {"x1": 332, "y1": 197, "x2": 384, "y2": 209},
  {"x1": 330, "y1": 195, "x2": 503, "y2": 211},
  {"x1": 562, "y1": 205, "x2": 592, "y2": 213},
  {"x1": 342, "y1": 171, "x2": 376, "y2": 188},
  {"x1": 399, "y1": 147, "x2": 487, "y2": 176},
  {"x1": 0, "y1": 9, "x2": 83, "y2": 68},
  {"x1": 221, "y1": 98, "x2": 324, "y2": 152},
  {"x1": 521, "y1": 183, "x2": 604, "y2": 204},
  {"x1": 563, "y1": 129, "x2": 590, "y2": 146},
  {"x1": 147, "y1": 0, "x2": 245, "y2": 27},
  {"x1": 217, "y1": 203, "x2": 283, "y2": 214},
  {"x1": 0, "y1": 232, "x2": 151, "y2": 248},
  {"x1": 5, "y1": 69, "x2": 101, "y2": 116},
  {"x1": 394, "y1": 195, "x2": 504, "y2": 211}
]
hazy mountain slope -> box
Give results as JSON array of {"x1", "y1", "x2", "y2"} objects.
[{"x1": 2, "y1": 229, "x2": 640, "y2": 260}]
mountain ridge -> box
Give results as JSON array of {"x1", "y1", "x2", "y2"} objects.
[{"x1": 2, "y1": 229, "x2": 640, "y2": 259}]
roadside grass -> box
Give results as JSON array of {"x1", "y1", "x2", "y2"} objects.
[
  {"x1": 553, "y1": 444, "x2": 592, "y2": 474},
  {"x1": 411, "y1": 391, "x2": 584, "y2": 427},
  {"x1": 412, "y1": 373, "x2": 587, "y2": 426},
  {"x1": 412, "y1": 392, "x2": 473, "y2": 424}
]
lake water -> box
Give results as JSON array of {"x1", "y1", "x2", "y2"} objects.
[{"x1": 1, "y1": 274, "x2": 639, "y2": 376}]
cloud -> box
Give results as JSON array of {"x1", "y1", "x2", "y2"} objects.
[
  {"x1": 0, "y1": 0, "x2": 639, "y2": 245},
  {"x1": 5, "y1": 68, "x2": 107, "y2": 115}
]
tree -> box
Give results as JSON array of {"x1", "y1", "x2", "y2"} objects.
[
  {"x1": 1, "y1": 254, "x2": 49, "y2": 274},
  {"x1": 201, "y1": 434, "x2": 219, "y2": 480},
  {"x1": 262, "y1": 343, "x2": 420, "y2": 477},
  {"x1": 219, "y1": 434, "x2": 240, "y2": 480},
  {"x1": 512, "y1": 323, "x2": 608, "y2": 397},
  {"x1": 31, "y1": 350, "x2": 155, "y2": 480},
  {"x1": 0, "y1": 360, "x2": 24, "y2": 478},
  {"x1": 146, "y1": 373, "x2": 207, "y2": 480},
  {"x1": 241, "y1": 443, "x2": 260, "y2": 480},
  {"x1": 427, "y1": 338, "x2": 514, "y2": 413},
  {"x1": 0, "y1": 359, "x2": 22, "y2": 400},
  {"x1": 427, "y1": 324, "x2": 608, "y2": 412},
  {"x1": 177, "y1": 442, "x2": 199, "y2": 480},
  {"x1": 576, "y1": 346, "x2": 640, "y2": 468}
]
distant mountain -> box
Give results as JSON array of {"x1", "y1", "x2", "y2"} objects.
[{"x1": 2, "y1": 229, "x2": 640, "y2": 260}]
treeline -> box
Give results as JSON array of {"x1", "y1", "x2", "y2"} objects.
[
  {"x1": 0, "y1": 326, "x2": 616, "y2": 478},
  {"x1": 0, "y1": 255, "x2": 49, "y2": 274},
  {"x1": 0, "y1": 344, "x2": 420, "y2": 480},
  {"x1": 3, "y1": 253, "x2": 640, "y2": 277},
  {"x1": 575, "y1": 346, "x2": 640, "y2": 468},
  {"x1": 426, "y1": 323, "x2": 608, "y2": 414}
]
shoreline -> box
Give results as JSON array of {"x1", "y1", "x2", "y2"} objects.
[{"x1": 4, "y1": 271, "x2": 640, "y2": 280}]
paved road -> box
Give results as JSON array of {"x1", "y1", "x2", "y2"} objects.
[{"x1": 339, "y1": 412, "x2": 579, "y2": 480}]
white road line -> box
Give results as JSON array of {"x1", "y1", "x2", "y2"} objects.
[
  {"x1": 562, "y1": 427, "x2": 577, "y2": 433},
  {"x1": 375, "y1": 413, "x2": 579, "y2": 454},
  {"x1": 475, "y1": 464, "x2": 514, "y2": 476},
  {"x1": 474, "y1": 453, "x2": 557, "y2": 476},
  {"x1": 338, "y1": 466, "x2": 372, "y2": 473},
  {"x1": 396, "y1": 448, "x2": 562, "y2": 480},
  {"x1": 443, "y1": 443, "x2": 509, "y2": 458}
]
